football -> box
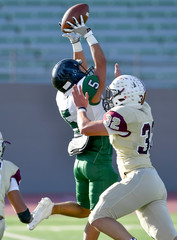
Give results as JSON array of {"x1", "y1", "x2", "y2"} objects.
[{"x1": 61, "y1": 3, "x2": 89, "y2": 33}]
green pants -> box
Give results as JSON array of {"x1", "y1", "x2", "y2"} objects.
[{"x1": 74, "y1": 159, "x2": 119, "y2": 210}]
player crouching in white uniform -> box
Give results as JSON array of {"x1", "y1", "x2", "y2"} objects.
[
  {"x1": 72, "y1": 75, "x2": 177, "y2": 240},
  {"x1": 0, "y1": 132, "x2": 32, "y2": 239}
]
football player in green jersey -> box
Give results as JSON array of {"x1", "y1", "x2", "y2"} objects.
[
  {"x1": 0, "y1": 132, "x2": 32, "y2": 239},
  {"x1": 28, "y1": 15, "x2": 119, "y2": 240}
]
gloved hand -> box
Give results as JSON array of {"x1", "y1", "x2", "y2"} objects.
[
  {"x1": 62, "y1": 32, "x2": 81, "y2": 44},
  {"x1": 64, "y1": 15, "x2": 91, "y2": 37},
  {"x1": 59, "y1": 22, "x2": 81, "y2": 44}
]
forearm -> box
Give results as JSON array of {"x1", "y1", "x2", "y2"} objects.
[
  {"x1": 77, "y1": 110, "x2": 91, "y2": 135},
  {"x1": 77, "y1": 110, "x2": 108, "y2": 136},
  {"x1": 74, "y1": 50, "x2": 87, "y2": 70},
  {"x1": 8, "y1": 190, "x2": 28, "y2": 213},
  {"x1": 90, "y1": 43, "x2": 107, "y2": 91},
  {"x1": 90, "y1": 44, "x2": 106, "y2": 72},
  {"x1": 7, "y1": 190, "x2": 32, "y2": 223},
  {"x1": 72, "y1": 85, "x2": 108, "y2": 136},
  {"x1": 85, "y1": 31, "x2": 106, "y2": 75}
]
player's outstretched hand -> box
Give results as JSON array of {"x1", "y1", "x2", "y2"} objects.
[
  {"x1": 62, "y1": 32, "x2": 81, "y2": 44},
  {"x1": 114, "y1": 63, "x2": 122, "y2": 78},
  {"x1": 72, "y1": 84, "x2": 89, "y2": 109},
  {"x1": 64, "y1": 15, "x2": 90, "y2": 37},
  {"x1": 58, "y1": 21, "x2": 81, "y2": 44}
]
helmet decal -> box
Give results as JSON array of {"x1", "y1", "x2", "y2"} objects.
[{"x1": 63, "y1": 81, "x2": 72, "y2": 90}]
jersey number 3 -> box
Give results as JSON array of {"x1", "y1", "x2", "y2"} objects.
[{"x1": 137, "y1": 122, "x2": 154, "y2": 154}]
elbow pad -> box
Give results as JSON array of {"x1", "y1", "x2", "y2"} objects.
[{"x1": 17, "y1": 208, "x2": 32, "y2": 224}]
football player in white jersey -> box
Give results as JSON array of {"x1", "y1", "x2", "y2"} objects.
[
  {"x1": 0, "y1": 132, "x2": 32, "y2": 239},
  {"x1": 28, "y1": 16, "x2": 119, "y2": 240},
  {"x1": 72, "y1": 75, "x2": 177, "y2": 240}
]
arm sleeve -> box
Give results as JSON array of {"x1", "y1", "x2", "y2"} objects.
[
  {"x1": 11, "y1": 169, "x2": 21, "y2": 185},
  {"x1": 103, "y1": 110, "x2": 131, "y2": 137},
  {"x1": 82, "y1": 75, "x2": 100, "y2": 104},
  {"x1": 8, "y1": 177, "x2": 19, "y2": 192}
]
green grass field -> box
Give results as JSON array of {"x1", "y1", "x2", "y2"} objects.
[{"x1": 3, "y1": 213, "x2": 177, "y2": 240}]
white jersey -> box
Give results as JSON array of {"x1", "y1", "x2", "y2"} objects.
[
  {"x1": 0, "y1": 159, "x2": 20, "y2": 217},
  {"x1": 56, "y1": 75, "x2": 114, "y2": 162},
  {"x1": 103, "y1": 102, "x2": 154, "y2": 178},
  {"x1": 89, "y1": 102, "x2": 177, "y2": 240}
]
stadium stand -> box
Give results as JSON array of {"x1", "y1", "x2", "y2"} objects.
[{"x1": 0, "y1": 0, "x2": 177, "y2": 87}]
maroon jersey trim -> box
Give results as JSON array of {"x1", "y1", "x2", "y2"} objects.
[
  {"x1": 11, "y1": 169, "x2": 21, "y2": 185},
  {"x1": 103, "y1": 110, "x2": 131, "y2": 137}
]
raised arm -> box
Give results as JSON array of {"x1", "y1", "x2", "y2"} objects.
[
  {"x1": 64, "y1": 15, "x2": 107, "y2": 103},
  {"x1": 89, "y1": 43, "x2": 106, "y2": 103},
  {"x1": 61, "y1": 31, "x2": 88, "y2": 70}
]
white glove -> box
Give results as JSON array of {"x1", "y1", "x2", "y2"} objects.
[
  {"x1": 64, "y1": 15, "x2": 91, "y2": 37},
  {"x1": 62, "y1": 32, "x2": 81, "y2": 44},
  {"x1": 59, "y1": 21, "x2": 83, "y2": 52}
]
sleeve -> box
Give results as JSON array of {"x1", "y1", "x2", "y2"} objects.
[
  {"x1": 82, "y1": 75, "x2": 100, "y2": 104},
  {"x1": 103, "y1": 110, "x2": 131, "y2": 137},
  {"x1": 11, "y1": 169, "x2": 21, "y2": 185},
  {"x1": 8, "y1": 177, "x2": 20, "y2": 192}
]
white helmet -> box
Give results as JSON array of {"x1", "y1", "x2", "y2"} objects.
[
  {"x1": 103, "y1": 75, "x2": 146, "y2": 111},
  {"x1": 0, "y1": 132, "x2": 10, "y2": 159}
]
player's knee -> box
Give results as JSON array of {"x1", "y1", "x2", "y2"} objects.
[{"x1": 91, "y1": 218, "x2": 103, "y2": 229}]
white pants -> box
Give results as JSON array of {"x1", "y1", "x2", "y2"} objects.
[
  {"x1": 0, "y1": 218, "x2": 5, "y2": 240},
  {"x1": 89, "y1": 168, "x2": 177, "y2": 240}
]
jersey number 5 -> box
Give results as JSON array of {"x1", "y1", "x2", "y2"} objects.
[{"x1": 88, "y1": 80, "x2": 99, "y2": 89}]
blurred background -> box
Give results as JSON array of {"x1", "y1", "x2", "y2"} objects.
[{"x1": 0, "y1": 0, "x2": 177, "y2": 195}]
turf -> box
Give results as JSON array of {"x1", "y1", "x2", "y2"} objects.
[{"x1": 3, "y1": 213, "x2": 177, "y2": 240}]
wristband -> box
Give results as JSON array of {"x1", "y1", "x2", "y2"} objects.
[
  {"x1": 78, "y1": 107, "x2": 87, "y2": 113},
  {"x1": 72, "y1": 41, "x2": 83, "y2": 53},
  {"x1": 18, "y1": 208, "x2": 32, "y2": 224},
  {"x1": 84, "y1": 31, "x2": 98, "y2": 46}
]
